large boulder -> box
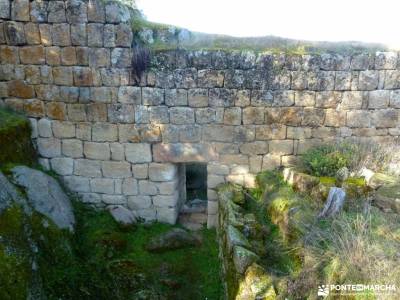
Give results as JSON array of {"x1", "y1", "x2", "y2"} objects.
[
  {"x1": 375, "y1": 184, "x2": 400, "y2": 214},
  {"x1": 11, "y1": 166, "x2": 75, "y2": 231},
  {"x1": 0, "y1": 171, "x2": 25, "y2": 213},
  {"x1": 146, "y1": 228, "x2": 201, "y2": 252}
]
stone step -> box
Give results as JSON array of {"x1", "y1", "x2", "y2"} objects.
[
  {"x1": 178, "y1": 209, "x2": 208, "y2": 231},
  {"x1": 180, "y1": 199, "x2": 207, "y2": 214}
]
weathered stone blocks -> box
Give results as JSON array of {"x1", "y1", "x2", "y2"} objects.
[{"x1": 125, "y1": 143, "x2": 152, "y2": 163}]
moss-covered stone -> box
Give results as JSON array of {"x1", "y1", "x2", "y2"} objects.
[
  {"x1": 375, "y1": 184, "x2": 400, "y2": 213},
  {"x1": 0, "y1": 108, "x2": 36, "y2": 166},
  {"x1": 342, "y1": 177, "x2": 370, "y2": 199},
  {"x1": 369, "y1": 173, "x2": 398, "y2": 189},
  {"x1": 233, "y1": 246, "x2": 259, "y2": 274},
  {"x1": 236, "y1": 263, "x2": 276, "y2": 300}
]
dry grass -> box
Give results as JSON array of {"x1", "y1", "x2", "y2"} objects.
[
  {"x1": 299, "y1": 204, "x2": 400, "y2": 299},
  {"x1": 336, "y1": 139, "x2": 400, "y2": 176}
]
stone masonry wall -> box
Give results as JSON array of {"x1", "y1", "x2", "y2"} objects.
[{"x1": 1, "y1": 0, "x2": 400, "y2": 227}]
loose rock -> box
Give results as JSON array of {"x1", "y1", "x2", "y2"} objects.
[
  {"x1": 108, "y1": 205, "x2": 137, "y2": 225},
  {"x1": 11, "y1": 166, "x2": 75, "y2": 231}
]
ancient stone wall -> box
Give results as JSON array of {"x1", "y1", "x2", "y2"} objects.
[{"x1": 1, "y1": 0, "x2": 400, "y2": 227}]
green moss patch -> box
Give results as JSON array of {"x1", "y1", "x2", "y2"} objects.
[
  {"x1": 73, "y1": 203, "x2": 223, "y2": 299},
  {"x1": 0, "y1": 197, "x2": 222, "y2": 299},
  {"x1": 0, "y1": 108, "x2": 36, "y2": 166},
  {"x1": 0, "y1": 206, "x2": 32, "y2": 300}
]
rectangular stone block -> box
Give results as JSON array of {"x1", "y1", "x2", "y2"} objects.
[
  {"x1": 255, "y1": 124, "x2": 286, "y2": 140},
  {"x1": 243, "y1": 107, "x2": 264, "y2": 125},
  {"x1": 52, "y1": 23, "x2": 71, "y2": 46},
  {"x1": 334, "y1": 71, "x2": 351, "y2": 90},
  {"x1": 157, "y1": 180, "x2": 178, "y2": 195},
  {"x1": 89, "y1": 48, "x2": 110, "y2": 67},
  {"x1": 37, "y1": 138, "x2": 61, "y2": 158},
  {"x1": 301, "y1": 108, "x2": 325, "y2": 127},
  {"x1": 0, "y1": 0, "x2": 11, "y2": 19},
  {"x1": 24, "y1": 23, "x2": 41, "y2": 45},
  {"x1": 202, "y1": 125, "x2": 234, "y2": 142},
  {"x1": 127, "y1": 195, "x2": 151, "y2": 209},
  {"x1": 125, "y1": 143, "x2": 152, "y2": 163},
  {"x1": 88, "y1": 0, "x2": 105, "y2": 23},
  {"x1": 153, "y1": 193, "x2": 179, "y2": 208},
  {"x1": 268, "y1": 140, "x2": 293, "y2": 154},
  {"x1": 358, "y1": 70, "x2": 379, "y2": 90},
  {"x1": 315, "y1": 91, "x2": 341, "y2": 108},
  {"x1": 122, "y1": 178, "x2": 138, "y2": 195},
  {"x1": 368, "y1": 90, "x2": 390, "y2": 109},
  {"x1": 50, "y1": 157, "x2": 73, "y2": 175},
  {"x1": 84, "y1": 142, "x2": 110, "y2": 160},
  {"x1": 188, "y1": 88, "x2": 208, "y2": 107},
  {"x1": 131, "y1": 164, "x2": 148, "y2": 179},
  {"x1": 390, "y1": 90, "x2": 400, "y2": 108},
  {"x1": 169, "y1": 107, "x2": 194, "y2": 124},
  {"x1": 12, "y1": 0, "x2": 30, "y2": 21},
  {"x1": 102, "y1": 195, "x2": 126, "y2": 205},
  {"x1": 68, "y1": 104, "x2": 86, "y2": 121},
  {"x1": 92, "y1": 123, "x2": 118, "y2": 142},
  {"x1": 102, "y1": 161, "x2": 131, "y2": 178},
  {"x1": 138, "y1": 180, "x2": 158, "y2": 196},
  {"x1": 61, "y1": 47, "x2": 77, "y2": 66},
  {"x1": 63, "y1": 176, "x2": 90, "y2": 193},
  {"x1": 142, "y1": 87, "x2": 164, "y2": 106},
  {"x1": 148, "y1": 163, "x2": 178, "y2": 182},
  {"x1": 74, "y1": 159, "x2": 102, "y2": 177},
  {"x1": 346, "y1": 110, "x2": 371, "y2": 127},
  {"x1": 19, "y1": 46, "x2": 45, "y2": 64},
  {"x1": 324, "y1": 109, "x2": 346, "y2": 127},
  {"x1": 375, "y1": 52, "x2": 398, "y2": 70},
  {"x1": 91, "y1": 178, "x2": 114, "y2": 194},
  {"x1": 53, "y1": 66, "x2": 73, "y2": 85},
  {"x1": 71, "y1": 23, "x2": 87, "y2": 45},
  {"x1": 239, "y1": 141, "x2": 268, "y2": 155},
  {"x1": 118, "y1": 86, "x2": 141, "y2": 104},
  {"x1": 295, "y1": 91, "x2": 315, "y2": 106},
  {"x1": 165, "y1": 89, "x2": 188, "y2": 106},
  {"x1": 62, "y1": 139, "x2": 83, "y2": 158},
  {"x1": 223, "y1": 107, "x2": 241, "y2": 125},
  {"x1": 197, "y1": 69, "x2": 224, "y2": 88},
  {"x1": 384, "y1": 70, "x2": 400, "y2": 89},
  {"x1": 88, "y1": 23, "x2": 104, "y2": 47},
  {"x1": 371, "y1": 109, "x2": 399, "y2": 128},
  {"x1": 153, "y1": 143, "x2": 218, "y2": 163},
  {"x1": 52, "y1": 121, "x2": 75, "y2": 138},
  {"x1": 262, "y1": 153, "x2": 281, "y2": 170}
]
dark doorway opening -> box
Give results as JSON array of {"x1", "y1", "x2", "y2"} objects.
[{"x1": 185, "y1": 163, "x2": 207, "y2": 201}]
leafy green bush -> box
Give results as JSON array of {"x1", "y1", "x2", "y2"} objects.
[{"x1": 301, "y1": 145, "x2": 348, "y2": 177}]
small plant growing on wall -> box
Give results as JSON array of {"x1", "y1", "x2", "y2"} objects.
[{"x1": 131, "y1": 44, "x2": 151, "y2": 84}]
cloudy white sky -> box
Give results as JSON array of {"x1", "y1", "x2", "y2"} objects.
[{"x1": 136, "y1": 0, "x2": 400, "y2": 47}]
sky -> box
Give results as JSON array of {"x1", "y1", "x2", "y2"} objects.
[{"x1": 135, "y1": 0, "x2": 400, "y2": 48}]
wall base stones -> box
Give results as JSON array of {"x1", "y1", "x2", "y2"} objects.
[{"x1": 217, "y1": 184, "x2": 276, "y2": 299}]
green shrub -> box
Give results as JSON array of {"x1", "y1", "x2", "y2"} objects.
[{"x1": 301, "y1": 145, "x2": 348, "y2": 177}]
